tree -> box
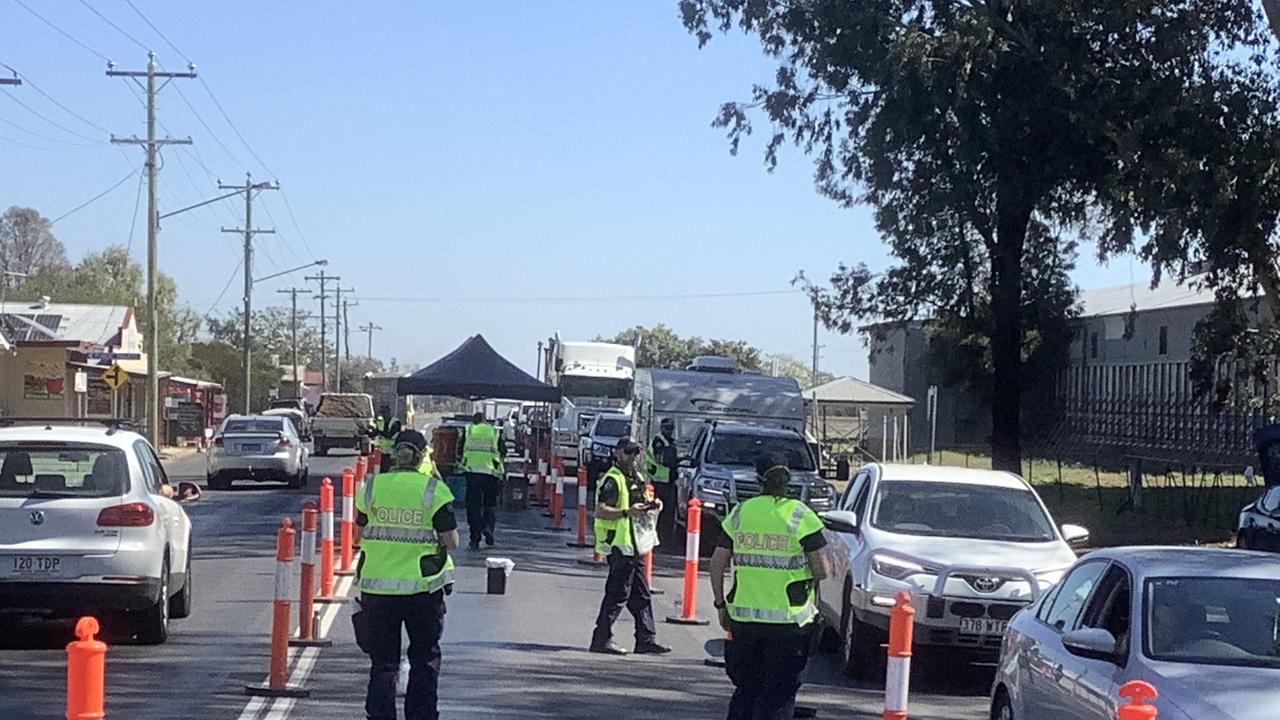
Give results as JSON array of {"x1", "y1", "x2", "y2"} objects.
[
  {"x1": 187, "y1": 340, "x2": 282, "y2": 415},
  {"x1": 599, "y1": 324, "x2": 765, "y2": 371},
  {"x1": 206, "y1": 306, "x2": 325, "y2": 374},
  {"x1": 0, "y1": 207, "x2": 68, "y2": 285},
  {"x1": 681, "y1": 0, "x2": 1261, "y2": 470},
  {"x1": 765, "y1": 353, "x2": 834, "y2": 389}
]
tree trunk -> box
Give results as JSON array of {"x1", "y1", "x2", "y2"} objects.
[
  {"x1": 1263, "y1": 0, "x2": 1280, "y2": 47},
  {"x1": 989, "y1": 188, "x2": 1033, "y2": 473}
]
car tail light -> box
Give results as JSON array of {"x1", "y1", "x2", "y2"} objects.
[
  {"x1": 214, "y1": 436, "x2": 224, "y2": 447},
  {"x1": 276, "y1": 433, "x2": 291, "y2": 448},
  {"x1": 97, "y1": 502, "x2": 155, "y2": 527}
]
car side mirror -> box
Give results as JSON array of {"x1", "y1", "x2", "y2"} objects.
[
  {"x1": 1061, "y1": 524, "x2": 1091, "y2": 548},
  {"x1": 678, "y1": 457, "x2": 695, "y2": 468},
  {"x1": 1062, "y1": 627, "x2": 1120, "y2": 662},
  {"x1": 821, "y1": 510, "x2": 859, "y2": 535},
  {"x1": 176, "y1": 481, "x2": 202, "y2": 503}
]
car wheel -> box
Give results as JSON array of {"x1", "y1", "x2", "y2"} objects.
[
  {"x1": 990, "y1": 688, "x2": 1014, "y2": 720},
  {"x1": 288, "y1": 468, "x2": 304, "y2": 490},
  {"x1": 169, "y1": 549, "x2": 193, "y2": 619},
  {"x1": 842, "y1": 606, "x2": 881, "y2": 680},
  {"x1": 133, "y1": 556, "x2": 170, "y2": 645}
]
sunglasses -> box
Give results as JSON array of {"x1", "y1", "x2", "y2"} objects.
[{"x1": 621, "y1": 447, "x2": 641, "y2": 456}]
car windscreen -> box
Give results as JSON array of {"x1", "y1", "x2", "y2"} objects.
[
  {"x1": 0, "y1": 443, "x2": 128, "y2": 498},
  {"x1": 560, "y1": 376, "x2": 630, "y2": 400},
  {"x1": 1145, "y1": 577, "x2": 1280, "y2": 668},
  {"x1": 869, "y1": 480, "x2": 1055, "y2": 542},
  {"x1": 223, "y1": 419, "x2": 284, "y2": 434},
  {"x1": 595, "y1": 419, "x2": 630, "y2": 437},
  {"x1": 705, "y1": 433, "x2": 815, "y2": 471}
]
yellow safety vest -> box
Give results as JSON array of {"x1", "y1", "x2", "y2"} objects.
[
  {"x1": 593, "y1": 466, "x2": 635, "y2": 556},
  {"x1": 723, "y1": 495, "x2": 822, "y2": 625},
  {"x1": 461, "y1": 423, "x2": 502, "y2": 476},
  {"x1": 645, "y1": 434, "x2": 674, "y2": 484},
  {"x1": 356, "y1": 470, "x2": 454, "y2": 595}
]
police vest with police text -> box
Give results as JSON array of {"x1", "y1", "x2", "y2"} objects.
[
  {"x1": 461, "y1": 422, "x2": 501, "y2": 476},
  {"x1": 723, "y1": 495, "x2": 823, "y2": 626},
  {"x1": 355, "y1": 470, "x2": 454, "y2": 595}
]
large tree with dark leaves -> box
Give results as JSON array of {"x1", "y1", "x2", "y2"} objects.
[{"x1": 680, "y1": 0, "x2": 1263, "y2": 470}]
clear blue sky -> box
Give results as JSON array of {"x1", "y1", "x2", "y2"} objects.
[{"x1": 0, "y1": 1, "x2": 1135, "y2": 379}]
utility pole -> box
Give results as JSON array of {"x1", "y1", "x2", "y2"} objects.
[
  {"x1": 277, "y1": 287, "x2": 312, "y2": 397},
  {"x1": 0, "y1": 71, "x2": 20, "y2": 86},
  {"x1": 342, "y1": 299, "x2": 357, "y2": 362},
  {"x1": 220, "y1": 173, "x2": 279, "y2": 413},
  {"x1": 306, "y1": 271, "x2": 338, "y2": 392},
  {"x1": 811, "y1": 307, "x2": 820, "y2": 388},
  {"x1": 108, "y1": 53, "x2": 195, "y2": 447},
  {"x1": 332, "y1": 286, "x2": 354, "y2": 391},
  {"x1": 358, "y1": 322, "x2": 382, "y2": 359}
]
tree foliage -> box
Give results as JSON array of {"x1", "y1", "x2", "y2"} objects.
[
  {"x1": 0, "y1": 207, "x2": 67, "y2": 285},
  {"x1": 599, "y1": 324, "x2": 764, "y2": 371},
  {"x1": 681, "y1": 0, "x2": 1265, "y2": 470},
  {"x1": 187, "y1": 340, "x2": 282, "y2": 415},
  {"x1": 765, "y1": 353, "x2": 835, "y2": 389}
]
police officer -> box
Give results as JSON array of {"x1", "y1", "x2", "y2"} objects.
[
  {"x1": 708, "y1": 456, "x2": 829, "y2": 720},
  {"x1": 590, "y1": 438, "x2": 672, "y2": 656},
  {"x1": 354, "y1": 430, "x2": 459, "y2": 720},
  {"x1": 372, "y1": 405, "x2": 403, "y2": 473},
  {"x1": 461, "y1": 412, "x2": 503, "y2": 550},
  {"x1": 645, "y1": 418, "x2": 679, "y2": 541}
]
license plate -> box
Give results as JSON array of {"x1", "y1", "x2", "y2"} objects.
[
  {"x1": 240, "y1": 443, "x2": 262, "y2": 453},
  {"x1": 9, "y1": 555, "x2": 63, "y2": 578},
  {"x1": 959, "y1": 618, "x2": 1007, "y2": 636}
]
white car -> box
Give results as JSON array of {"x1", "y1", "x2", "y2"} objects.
[
  {"x1": 0, "y1": 419, "x2": 198, "y2": 644},
  {"x1": 817, "y1": 463, "x2": 1088, "y2": 677},
  {"x1": 206, "y1": 414, "x2": 309, "y2": 490}
]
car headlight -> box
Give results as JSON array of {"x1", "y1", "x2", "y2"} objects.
[
  {"x1": 809, "y1": 482, "x2": 835, "y2": 498},
  {"x1": 696, "y1": 474, "x2": 730, "y2": 496},
  {"x1": 871, "y1": 554, "x2": 936, "y2": 582},
  {"x1": 592, "y1": 443, "x2": 612, "y2": 458}
]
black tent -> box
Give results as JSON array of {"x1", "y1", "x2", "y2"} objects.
[{"x1": 397, "y1": 334, "x2": 560, "y2": 402}]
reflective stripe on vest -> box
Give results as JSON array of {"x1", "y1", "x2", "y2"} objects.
[
  {"x1": 593, "y1": 466, "x2": 635, "y2": 556},
  {"x1": 724, "y1": 495, "x2": 823, "y2": 626},
  {"x1": 358, "y1": 569, "x2": 455, "y2": 595},
  {"x1": 361, "y1": 526, "x2": 440, "y2": 544}
]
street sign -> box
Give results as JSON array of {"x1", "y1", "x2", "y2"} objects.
[
  {"x1": 87, "y1": 352, "x2": 142, "y2": 363},
  {"x1": 74, "y1": 371, "x2": 88, "y2": 394},
  {"x1": 102, "y1": 363, "x2": 128, "y2": 391}
]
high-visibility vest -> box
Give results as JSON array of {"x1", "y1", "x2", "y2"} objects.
[
  {"x1": 375, "y1": 416, "x2": 399, "y2": 452},
  {"x1": 416, "y1": 445, "x2": 438, "y2": 478},
  {"x1": 355, "y1": 470, "x2": 454, "y2": 595},
  {"x1": 645, "y1": 434, "x2": 673, "y2": 484},
  {"x1": 593, "y1": 465, "x2": 635, "y2": 556},
  {"x1": 461, "y1": 423, "x2": 501, "y2": 476},
  {"x1": 723, "y1": 495, "x2": 823, "y2": 626}
]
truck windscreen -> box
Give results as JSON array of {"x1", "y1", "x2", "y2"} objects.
[{"x1": 561, "y1": 376, "x2": 630, "y2": 400}]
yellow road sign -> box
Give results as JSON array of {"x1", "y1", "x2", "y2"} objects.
[{"x1": 102, "y1": 363, "x2": 128, "y2": 391}]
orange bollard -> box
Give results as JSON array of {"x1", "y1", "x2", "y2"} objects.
[
  {"x1": 567, "y1": 466, "x2": 592, "y2": 548},
  {"x1": 66, "y1": 616, "x2": 106, "y2": 720},
  {"x1": 290, "y1": 503, "x2": 331, "y2": 648},
  {"x1": 370, "y1": 447, "x2": 382, "y2": 476},
  {"x1": 244, "y1": 519, "x2": 309, "y2": 698},
  {"x1": 337, "y1": 468, "x2": 356, "y2": 576},
  {"x1": 666, "y1": 498, "x2": 710, "y2": 625},
  {"x1": 883, "y1": 591, "x2": 915, "y2": 720},
  {"x1": 353, "y1": 457, "x2": 368, "y2": 551},
  {"x1": 535, "y1": 448, "x2": 548, "y2": 508},
  {"x1": 1118, "y1": 681, "x2": 1159, "y2": 720},
  {"x1": 315, "y1": 479, "x2": 344, "y2": 604}
]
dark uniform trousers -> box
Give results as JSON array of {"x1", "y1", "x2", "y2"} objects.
[
  {"x1": 362, "y1": 590, "x2": 446, "y2": 720},
  {"x1": 591, "y1": 548, "x2": 657, "y2": 646},
  {"x1": 653, "y1": 480, "x2": 678, "y2": 541},
  {"x1": 463, "y1": 473, "x2": 500, "y2": 544},
  {"x1": 724, "y1": 621, "x2": 813, "y2": 720}
]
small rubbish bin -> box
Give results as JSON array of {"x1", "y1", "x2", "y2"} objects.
[
  {"x1": 486, "y1": 557, "x2": 514, "y2": 595},
  {"x1": 502, "y1": 472, "x2": 527, "y2": 510}
]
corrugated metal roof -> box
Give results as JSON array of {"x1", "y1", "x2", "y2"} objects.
[
  {"x1": 0, "y1": 301, "x2": 129, "y2": 345},
  {"x1": 803, "y1": 376, "x2": 915, "y2": 406},
  {"x1": 1076, "y1": 277, "x2": 1216, "y2": 318}
]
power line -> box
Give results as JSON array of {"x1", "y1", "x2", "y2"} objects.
[
  {"x1": 0, "y1": 131, "x2": 54, "y2": 150},
  {"x1": 171, "y1": 82, "x2": 244, "y2": 168},
  {"x1": 125, "y1": 169, "x2": 144, "y2": 255},
  {"x1": 0, "y1": 69, "x2": 111, "y2": 134},
  {"x1": 277, "y1": 190, "x2": 318, "y2": 258},
  {"x1": 76, "y1": 0, "x2": 149, "y2": 52},
  {"x1": 354, "y1": 289, "x2": 804, "y2": 304},
  {"x1": 2, "y1": 89, "x2": 104, "y2": 143},
  {"x1": 50, "y1": 165, "x2": 141, "y2": 225},
  {"x1": 11, "y1": 0, "x2": 111, "y2": 61},
  {"x1": 0, "y1": 109, "x2": 92, "y2": 146},
  {"x1": 203, "y1": 258, "x2": 243, "y2": 319},
  {"x1": 122, "y1": 0, "x2": 189, "y2": 63},
  {"x1": 199, "y1": 77, "x2": 274, "y2": 176}
]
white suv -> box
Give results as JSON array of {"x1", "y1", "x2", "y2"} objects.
[
  {"x1": 0, "y1": 419, "x2": 197, "y2": 644},
  {"x1": 817, "y1": 463, "x2": 1087, "y2": 677}
]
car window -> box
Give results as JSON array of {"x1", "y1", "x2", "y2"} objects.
[
  {"x1": 841, "y1": 470, "x2": 869, "y2": 511},
  {"x1": 1145, "y1": 576, "x2": 1280, "y2": 667},
  {"x1": 1080, "y1": 564, "x2": 1132, "y2": 654},
  {"x1": 850, "y1": 475, "x2": 873, "y2": 520},
  {"x1": 133, "y1": 441, "x2": 163, "y2": 494},
  {"x1": 0, "y1": 443, "x2": 129, "y2": 498},
  {"x1": 706, "y1": 432, "x2": 816, "y2": 471},
  {"x1": 223, "y1": 418, "x2": 286, "y2": 434},
  {"x1": 1040, "y1": 561, "x2": 1108, "y2": 632},
  {"x1": 869, "y1": 480, "x2": 1055, "y2": 542},
  {"x1": 689, "y1": 427, "x2": 709, "y2": 464},
  {"x1": 595, "y1": 418, "x2": 630, "y2": 437}
]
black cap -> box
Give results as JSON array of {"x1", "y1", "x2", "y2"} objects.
[
  {"x1": 395, "y1": 430, "x2": 428, "y2": 452},
  {"x1": 615, "y1": 438, "x2": 641, "y2": 453}
]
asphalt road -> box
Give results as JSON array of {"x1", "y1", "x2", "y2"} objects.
[{"x1": 0, "y1": 452, "x2": 993, "y2": 720}]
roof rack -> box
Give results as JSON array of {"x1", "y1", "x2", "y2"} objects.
[{"x1": 0, "y1": 417, "x2": 135, "y2": 432}]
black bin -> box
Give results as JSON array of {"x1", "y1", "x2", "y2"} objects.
[{"x1": 487, "y1": 567, "x2": 507, "y2": 595}]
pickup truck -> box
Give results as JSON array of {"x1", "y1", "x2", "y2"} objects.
[{"x1": 311, "y1": 393, "x2": 375, "y2": 456}]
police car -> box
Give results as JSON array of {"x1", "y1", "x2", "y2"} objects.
[{"x1": 0, "y1": 418, "x2": 199, "y2": 644}]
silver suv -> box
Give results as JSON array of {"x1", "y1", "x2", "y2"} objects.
[{"x1": 0, "y1": 418, "x2": 198, "y2": 644}]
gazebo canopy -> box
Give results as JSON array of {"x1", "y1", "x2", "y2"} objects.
[{"x1": 397, "y1": 334, "x2": 560, "y2": 402}]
